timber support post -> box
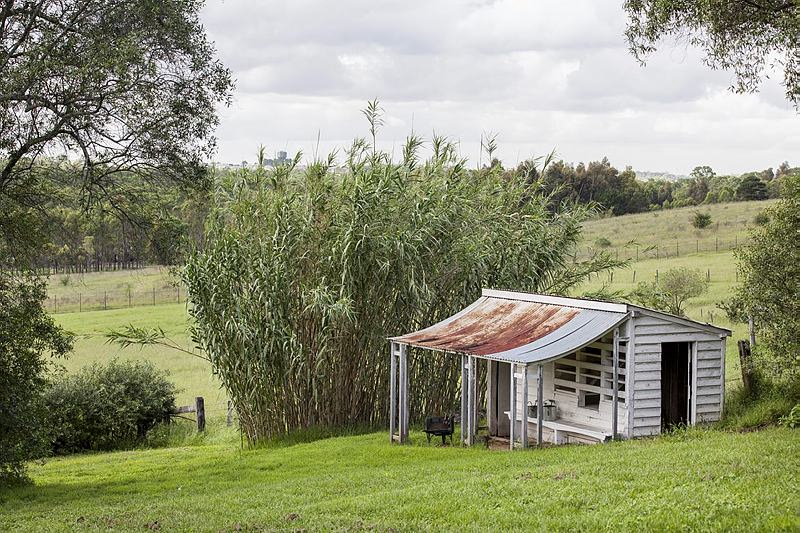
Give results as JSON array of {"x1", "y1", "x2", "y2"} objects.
[
  {"x1": 521, "y1": 365, "x2": 529, "y2": 448},
  {"x1": 536, "y1": 364, "x2": 543, "y2": 447},
  {"x1": 195, "y1": 396, "x2": 205, "y2": 432},
  {"x1": 612, "y1": 327, "x2": 620, "y2": 439}
]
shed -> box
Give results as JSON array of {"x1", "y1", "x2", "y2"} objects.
[{"x1": 388, "y1": 289, "x2": 731, "y2": 448}]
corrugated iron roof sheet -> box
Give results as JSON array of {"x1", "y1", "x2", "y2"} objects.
[{"x1": 391, "y1": 290, "x2": 629, "y2": 364}]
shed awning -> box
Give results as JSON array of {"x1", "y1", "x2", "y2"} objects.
[{"x1": 391, "y1": 289, "x2": 629, "y2": 364}]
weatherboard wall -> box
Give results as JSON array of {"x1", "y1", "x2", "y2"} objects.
[{"x1": 630, "y1": 310, "x2": 726, "y2": 437}]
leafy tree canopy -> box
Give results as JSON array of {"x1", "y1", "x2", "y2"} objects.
[
  {"x1": 0, "y1": 0, "x2": 233, "y2": 259},
  {"x1": 725, "y1": 174, "x2": 800, "y2": 378},
  {"x1": 624, "y1": 0, "x2": 800, "y2": 108}
]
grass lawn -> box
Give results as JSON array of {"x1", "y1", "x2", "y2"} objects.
[
  {"x1": 1, "y1": 428, "x2": 797, "y2": 532},
  {"x1": 54, "y1": 304, "x2": 223, "y2": 411}
]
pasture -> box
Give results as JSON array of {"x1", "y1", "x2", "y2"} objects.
[
  {"x1": 9, "y1": 198, "x2": 789, "y2": 532},
  {"x1": 1, "y1": 428, "x2": 797, "y2": 531}
]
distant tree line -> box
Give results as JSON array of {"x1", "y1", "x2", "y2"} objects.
[
  {"x1": 2, "y1": 158, "x2": 209, "y2": 273},
  {"x1": 506, "y1": 158, "x2": 797, "y2": 216}
]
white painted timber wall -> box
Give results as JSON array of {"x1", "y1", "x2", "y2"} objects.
[
  {"x1": 631, "y1": 311, "x2": 726, "y2": 437},
  {"x1": 511, "y1": 336, "x2": 628, "y2": 440}
]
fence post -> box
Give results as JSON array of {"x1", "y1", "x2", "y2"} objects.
[
  {"x1": 707, "y1": 268, "x2": 710, "y2": 282},
  {"x1": 715, "y1": 237, "x2": 719, "y2": 252},
  {"x1": 226, "y1": 400, "x2": 233, "y2": 427},
  {"x1": 676, "y1": 241, "x2": 679, "y2": 257},
  {"x1": 128, "y1": 289, "x2": 131, "y2": 307},
  {"x1": 54, "y1": 295, "x2": 58, "y2": 313},
  {"x1": 104, "y1": 291, "x2": 107, "y2": 310},
  {"x1": 79, "y1": 293, "x2": 82, "y2": 313},
  {"x1": 196, "y1": 397, "x2": 205, "y2": 432},
  {"x1": 632, "y1": 270, "x2": 636, "y2": 283},
  {"x1": 656, "y1": 246, "x2": 659, "y2": 260},
  {"x1": 655, "y1": 269, "x2": 659, "y2": 282},
  {"x1": 696, "y1": 240, "x2": 699, "y2": 253},
  {"x1": 177, "y1": 287, "x2": 180, "y2": 303},
  {"x1": 636, "y1": 246, "x2": 639, "y2": 261},
  {"x1": 152, "y1": 286, "x2": 156, "y2": 306},
  {"x1": 610, "y1": 271, "x2": 614, "y2": 283}
]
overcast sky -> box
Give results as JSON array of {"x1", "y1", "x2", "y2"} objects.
[{"x1": 201, "y1": 0, "x2": 798, "y2": 176}]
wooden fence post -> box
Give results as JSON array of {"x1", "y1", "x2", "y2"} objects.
[
  {"x1": 104, "y1": 291, "x2": 107, "y2": 310},
  {"x1": 226, "y1": 400, "x2": 233, "y2": 427},
  {"x1": 79, "y1": 293, "x2": 82, "y2": 313},
  {"x1": 152, "y1": 286, "x2": 156, "y2": 305},
  {"x1": 737, "y1": 341, "x2": 755, "y2": 395},
  {"x1": 196, "y1": 397, "x2": 205, "y2": 432}
]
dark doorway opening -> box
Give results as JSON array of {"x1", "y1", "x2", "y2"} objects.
[
  {"x1": 493, "y1": 361, "x2": 510, "y2": 437},
  {"x1": 661, "y1": 342, "x2": 691, "y2": 429}
]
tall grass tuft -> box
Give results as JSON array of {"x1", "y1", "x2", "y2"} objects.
[{"x1": 183, "y1": 109, "x2": 619, "y2": 444}]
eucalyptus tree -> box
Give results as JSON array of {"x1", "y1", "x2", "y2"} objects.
[
  {"x1": 624, "y1": 0, "x2": 799, "y2": 108},
  {"x1": 0, "y1": 0, "x2": 233, "y2": 256}
]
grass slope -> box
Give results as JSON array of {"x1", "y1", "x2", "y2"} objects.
[
  {"x1": 580, "y1": 200, "x2": 775, "y2": 259},
  {"x1": 54, "y1": 304, "x2": 222, "y2": 410},
  {"x1": 1, "y1": 429, "x2": 798, "y2": 532}
]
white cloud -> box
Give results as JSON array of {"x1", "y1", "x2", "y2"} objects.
[{"x1": 202, "y1": 0, "x2": 798, "y2": 175}]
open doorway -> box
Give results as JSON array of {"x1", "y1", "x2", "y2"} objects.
[
  {"x1": 661, "y1": 342, "x2": 692, "y2": 429},
  {"x1": 493, "y1": 361, "x2": 511, "y2": 437}
]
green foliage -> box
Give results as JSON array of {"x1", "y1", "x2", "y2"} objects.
[
  {"x1": 183, "y1": 108, "x2": 619, "y2": 444},
  {"x1": 0, "y1": 0, "x2": 231, "y2": 261},
  {"x1": 727, "y1": 174, "x2": 800, "y2": 379},
  {"x1": 779, "y1": 404, "x2": 800, "y2": 429},
  {"x1": 624, "y1": 0, "x2": 800, "y2": 107},
  {"x1": 43, "y1": 359, "x2": 177, "y2": 455},
  {"x1": 691, "y1": 211, "x2": 712, "y2": 229},
  {"x1": 629, "y1": 267, "x2": 708, "y2": 316},
  {"x1": 721, "y1": 380, "x2": 800, "y2": 430},
  {"x1": 736, "y1": 174, "x2": 769, "y2": 201},
  {"x1": 0, "y1": 273, "x2": 72, "y2": 484},
  {"x1": 753, "y1": 210, "x2": 770, "y2": 225},
  {"x1": 594, "y1": 237, "x2": 612, "y2": 248}
]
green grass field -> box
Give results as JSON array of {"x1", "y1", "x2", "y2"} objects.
[
  {"x1": 1, "y1": 428, "x2": 797, "y2": 531},
  {"x1": 579, "y1": 199, "x2": 776, "y2": 260},
  {"x1": 6, "y1": 199, "x2": 792, "y2": 532}
]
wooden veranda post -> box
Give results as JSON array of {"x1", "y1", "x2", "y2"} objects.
[
  {"x1": 509, "y1": 365, "x2": 517, "y2": 450},
  {"x1": 466, "y1": 356, "x2": 474, "y2": 445},
  {"x1": 536, "y1": 364, "x2": 543, "y2": 447},
  {"x1": 399, "y1": 343, "x2": 409, "y2": 443},
  {"x1": 612, "y1": 327, "x2": 620, "y2": 439},
  {"x1": 460, "y1": 354, "x2": 467, "y2": 445},
  {"x1": 521, "y1": 365, "x2": 529, "y2": 448},
  {"x1": 389, "y1": 342, "x2": 397, "y2": 443}
]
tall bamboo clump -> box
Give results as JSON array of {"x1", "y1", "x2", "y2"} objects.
[{"x1": 184, "y1": 115, "x2": 617, "y2": 444}]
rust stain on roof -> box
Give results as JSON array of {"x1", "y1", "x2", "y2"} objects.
[{"x1": 395, "y1": 298, "x2": 579, "y2": 356}]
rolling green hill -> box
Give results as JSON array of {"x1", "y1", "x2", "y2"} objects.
[{"x1": 8, "y1": 199, "x2": 786, "y2": 532}]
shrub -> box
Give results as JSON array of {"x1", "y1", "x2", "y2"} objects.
[
  {"x1": 753, "y1": 210, "x2": 769, "y2": 225},
  {"x1": 692, "y1": 211, "x2": 712, "y2": 229},
  {"x1": 629, "y1": 267, "x2": 708, "y2": 316},
  {"x1": 779, "y1": 404, "x2": 800, "y2": 429},
  {"x1": 726, "y1": 174, "x2": 800, "y2": 379},
  {"x1": 0, "y1": 273, "x2": 72, "y2": 484},
  {"x1": 594, "y1": 237, "x2": 612, "y2": 248},
  {"x1": 44, "y1": 359, "x2": 177, "y2": 454},
  {"x1": 721, "y1": 380, "x2": 800, "y2": 430}
]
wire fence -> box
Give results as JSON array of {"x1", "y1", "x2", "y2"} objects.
[
  {"x1": 46, "y1": 286, "x2": 185, "y2": 314},
  {"x1": 44, "y1": 237, "x2": 747, "y2": 315},
  {"x1": 576, "y1": 235, "x2": 744, "y2": 262}
]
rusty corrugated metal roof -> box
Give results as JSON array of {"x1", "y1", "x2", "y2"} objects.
[{"x1": 391, "y1": 289, "x2": 629, "y2": 364}]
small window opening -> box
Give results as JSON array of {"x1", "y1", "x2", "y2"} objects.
[{"x1": 579, "y1": 391, "x2": 600, "y2": 410}]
